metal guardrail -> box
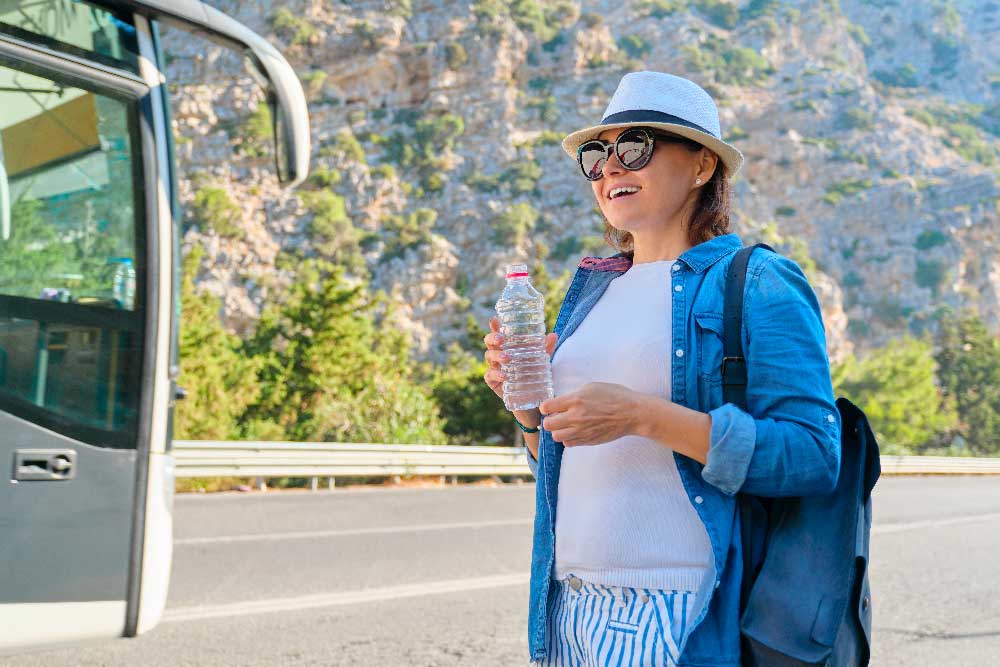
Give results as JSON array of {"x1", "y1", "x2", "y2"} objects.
[
  {"x1": 878, "y1": 455, "x2": 1000, "y2": 475},
  {"x1": 172, "y1": 440, "x2": 532, "y2": 489},
  {"x1": 172, "y1": 441, "x2": 1000, "y2": 489}
]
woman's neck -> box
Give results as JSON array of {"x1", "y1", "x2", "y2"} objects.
[{"x1": 631, "y1": 230, "x2": 692, "y2": 264}]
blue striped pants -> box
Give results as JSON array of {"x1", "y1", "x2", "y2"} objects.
[{"x1": 533, "y1": 575, "x2": 697, "y2": 667}]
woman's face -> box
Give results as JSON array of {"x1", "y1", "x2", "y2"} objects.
[{"x1": 590, "y1": 127, "x2": 712, "y2": 239}]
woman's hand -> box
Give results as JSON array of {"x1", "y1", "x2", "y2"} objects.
[
  {"x1": 483, "y1": 316, "x2": 557, "y2": 403},
  {"x1": 539, "y1": 383, "x2": 643, "y2": 447}
]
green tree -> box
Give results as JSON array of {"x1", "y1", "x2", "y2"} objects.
[
  {"x1": 427, "y1": 335, "x2": 512, "y2": 445},
  {"x1": 935, "y1": 313, "x2": 1000, "y2": 455},
  {"x1": 242, "y1": 260, "x2": 446, "y2": 444},
  {"x1": 173, "y1": 246, "x2": 262, "y2": 440},
  {"x1": 833, "y1": 338, "x2": 956, "y2": 453}
]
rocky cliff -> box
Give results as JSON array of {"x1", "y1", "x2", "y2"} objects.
[{"x1": 162, "y1": 0, "x2": 1000, "y2": 364}]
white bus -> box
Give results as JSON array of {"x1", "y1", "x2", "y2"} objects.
[{"x1": 0, "y1": 0, "x2": 309, "y2": 654}]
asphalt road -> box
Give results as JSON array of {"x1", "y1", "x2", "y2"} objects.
[{"x1": 9, "y1": 477, "x2": 1000, "y2": 666}]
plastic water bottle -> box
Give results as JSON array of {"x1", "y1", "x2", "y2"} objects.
[
  {"x1": 495, "y1": 263, "x2": 553, "y2": 411},
  {"x1": 111, "y1": 258, "x2": 136, "y2": 309}
]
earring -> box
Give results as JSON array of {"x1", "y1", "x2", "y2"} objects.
[{"x1": 695, "y1": 178, "x2": 702, "y2": 185}]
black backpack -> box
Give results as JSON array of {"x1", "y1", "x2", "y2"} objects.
[{"x1": 723, "y1": 244, "x2": 881, "y2": 667}]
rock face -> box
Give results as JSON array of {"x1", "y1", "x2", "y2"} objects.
[{"x1": 162, "y1": 0, "x2": 1000, "y2": 364}]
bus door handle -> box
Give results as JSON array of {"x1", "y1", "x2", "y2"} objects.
[{"x1": 13, "y1": 449, "x2": 77, "y2": 481}]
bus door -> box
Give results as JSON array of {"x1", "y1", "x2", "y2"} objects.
[
  {"x1": 0, "y1": 1, "x2": 157, "y2": 654},
  {"x1": 0, "y1": 0, "x2": 309, "y2": 655}
]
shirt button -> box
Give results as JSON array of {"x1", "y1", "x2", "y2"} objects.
[
  {"x1": 694, "y1": 495, "x2": 704, "y2": 504},
  {"x1": 676, "y1": 349, "x2": 684, "y2": 358},
  {"x1": 715, "y1": 580, "x2": 721, "y2": 589},
  {"x1": 827, "y1": 414, "x2": 836, "y2": 423},
  {"x1": 672, "y1": 264, "x2": 681, "y2": 272},
  {"x1": 674, "y1": 285, "x2": 683, "y2": 292}
]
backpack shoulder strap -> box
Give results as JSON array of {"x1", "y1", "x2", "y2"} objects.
[{"x1": 722, "y1": 243, "x2": 773, "y2": 409}]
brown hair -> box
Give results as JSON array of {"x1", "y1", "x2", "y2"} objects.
[{"x1": 602, "y1": 141, "x2": 731, "y2": 257}]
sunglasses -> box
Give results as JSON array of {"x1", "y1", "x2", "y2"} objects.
[{"x1": 577, "y1": 127, "x2": 692, "y2": 181}]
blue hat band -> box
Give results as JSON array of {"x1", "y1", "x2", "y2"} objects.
[{"x1": 601, "y1": 110, "x2": 717, "y2": 139}]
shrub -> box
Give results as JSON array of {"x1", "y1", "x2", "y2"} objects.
[
  {"x1": 685, "y1": 37, "x2": 772, "y2": 86},
  {"x1": 873, "y1": 64, "x2": 920, "y2": 88},
  {"x1": 915, "y1": 259, "x2": 949, "y2": 294},
  {"x1": 693, "y1": 0, "x2": 740, "y2": 28},
  {"x1": 301, "y1": 191, "x2": 364, "y2": 274},
  {"x1": 335, "y1": 130, "x2": 366, "y2": 164},
  {"x1": 353, "y1": 21, "x2": 379, "y2": 50},
  {"x1": 527, "y1": 94, "x2": 558, "y2": 123},
  {"x1": 269, "y1": 8, "x2": 318, "y2": 46},
  {"x1": 551, "y1": 236, "x2": 583, "y2": 261},
  {"x1": 235, "y1": 102, "x2": 272, "y2": 158},
  {"x1": 725, "y1": 126, "x2": 749, "y2": 141},
  {"x1": 837, "y1": 108, "x2": 874, "y2": 131},
  {"x1": 465, "y1": 170, "x2": 501, "y2": 193},
  {"x1": 445, "y1": 42, "x2": 468, "y2": 70},
  {"x1": 492, "y1": 202, "x2": 540, "y2": 245},
  {"x1": 307, "y1": 166, "x2": 342, "y2": 188},
  {"x1": 370, "y1": 164, "x2": 396, "y2": 180},
  {"x1": 389, "y1": 0, "x2": 412, "y2": 18},
  {"x1": 636, "y1": 0, "x2": 688, "y2": 19},
  {"x1": 774, "y1": 206, "x2": 796, "y2": 217},
  {"x1": 380, "y1": 209, "x2": 437, "y2": 262},
  {"x1": 300, "y1": 70, "x2": 327, "y2": 100},
  {"x1": 617, "y1": 34, "x2": 652, "y2": 59},
  {"x1": 192, "y1": 187, "x2": 243, "y2": 239},
  {"x1": 846, "y1": 23, "x2": 871, "y2": 49},
  {"x1": 822, "y1": 178, "x2": 872, "y2": 205},
  {"x1": 740, "y1": 0, "x2": 779, "y2": 21},
  {"x1": 915, "y1": 229, "x2": 948, "y2": 250},
  {"x1": 580, "y1": 12, "x2": 602, "y2": 27},
  {"x1": 502, "y1": 159, "x2": 543, "y2": 196},
  {"x1": 191, "y1": 187, "x2": 245, "y2": 239}
]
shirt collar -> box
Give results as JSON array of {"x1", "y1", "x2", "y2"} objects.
[{"x1": 577, "y1": 234, "x2": 742, "y2": 274}]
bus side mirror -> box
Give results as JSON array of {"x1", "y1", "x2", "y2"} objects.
[
  {"x1": 243, "y1": 52, "x2": 308, "y2": 187},
  {"x1": 0, "y1": 159, "x2": 9, "y2": 241},
  {"x1": 269, "y1": 93, "x2": 293, "y2": 184}
]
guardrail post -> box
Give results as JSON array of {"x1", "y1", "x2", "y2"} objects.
[
  {"x1": 328, "y1": 476, "x2": 336, "y2": 490},
  {"x1": 310, "y1": 476, "x2": 318, "y2": 492},
  {"x1": 256, "y1": 476, "x2": 267, "y2": 492}
]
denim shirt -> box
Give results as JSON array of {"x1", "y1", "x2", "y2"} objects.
[{"x1": 525, "y1": 234, "x2": 841, "y2": 665}]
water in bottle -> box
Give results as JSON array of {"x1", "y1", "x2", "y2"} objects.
[{"x1": 495, "y1": 263, "x2": 553, "y2": 411}]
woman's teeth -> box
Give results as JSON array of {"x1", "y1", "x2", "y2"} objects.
[{"x1": 609, "y1": 186, "x2": 640, "y2": 199}]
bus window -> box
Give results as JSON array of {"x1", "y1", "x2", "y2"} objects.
[
  {"x1": 0, "y1": 63, "x2": 143, "y2": 449},
  {"x1": 0, "y1": 0, "x2": 139, "y2": 74}
]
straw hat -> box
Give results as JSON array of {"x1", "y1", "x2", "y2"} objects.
[{"x1": 561, "y1": 71, "x2": 744, "y2": 176}]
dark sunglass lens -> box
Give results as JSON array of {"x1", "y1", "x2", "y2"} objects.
[
  {"x1": 579, "y1": 143, "x2": 609, "y2": 180},
  {"x1": 617, "y1": 130, "x2": 651, "y2": 169}
]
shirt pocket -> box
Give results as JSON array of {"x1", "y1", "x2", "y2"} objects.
[{"x1": 695, "y1": 311, "x2": 725, "y2": 409}]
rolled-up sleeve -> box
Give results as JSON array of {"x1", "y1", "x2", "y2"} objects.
[
  {"x1": 526, "y1": 446, "x2": 538, "y2": 478},
  {"x1": 701, "y1": 253, "x2": 841, "y2": 498}
]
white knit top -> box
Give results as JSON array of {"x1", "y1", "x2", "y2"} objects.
[{"x1": 552, "y1": 259, "x2": 712, "y2": 592}]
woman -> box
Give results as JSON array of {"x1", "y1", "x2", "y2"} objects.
[{"x1": 483, "y1": 71, "x2": 840, "y2": 666}]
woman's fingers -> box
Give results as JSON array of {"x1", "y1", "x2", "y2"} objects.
[
  {"x1": 485, "y1": 349, "x2": 509, "y2": 368},
  {"x1": 545, "y1": 332, "x2": 558, "y2": 357}
]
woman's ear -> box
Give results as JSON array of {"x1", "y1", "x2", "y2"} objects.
[{"x1": 696, "y1": 149, "x2": 719, "y2": 184}]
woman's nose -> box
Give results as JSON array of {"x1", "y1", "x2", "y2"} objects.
[{"x1": 602, "y1": 149, "x2": 625, "y2": 178}]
